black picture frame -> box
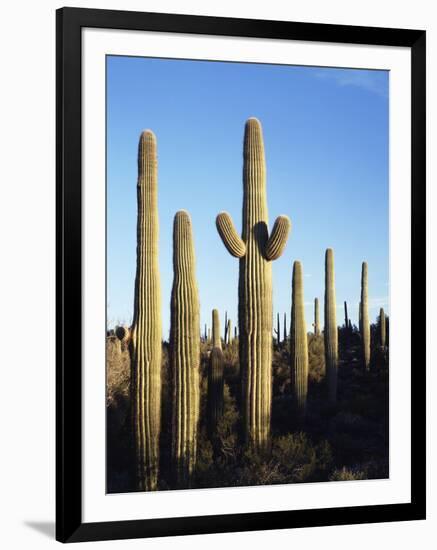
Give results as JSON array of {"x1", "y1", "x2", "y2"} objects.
[{"x1": 56, "y1": 6, "x2": 426, "y2": 543}]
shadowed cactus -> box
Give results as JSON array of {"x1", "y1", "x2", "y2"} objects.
[
  {"x1": 290, "y1": 261, "x2": 309, "y2": 417},
  {"x1": 207, "y1": 347, "x2": 225, "y2": 437},
  {"x1": 324, "y1": 248, "x2": 338, "y2": 403},
  {"x1": 380, "y1": 307, "x2": 386, "y2": 348},
  {"x1": 283, "y1": 312, "x2": 287, "y2": 343},
  {"x1": 207, "y1": 328, "x2": 211, "y2": 343},
  {"x1": 212, "y1": 309, "x2": 222, "y2": 350},
  {"x1": 170, "y1": 210, "x2": 200, "y2": 487},
  {"x1": 361, "y1": 262, "x2": 370, "y2": 370},
  {"x1": 216, "y1": 118, "x2": 291, "y2": 452},
  {"x1": 314, "y1": 298, "x2": 320, "y2": 336},
  {"x1": 116, "y1": 130, "x2": 162, "y2": 491},
  {"x1": 227, "y1": 319, "x2": 232, "y2": 345},
  {"x1": 275, "y1": 313, "x2": 281, "y2": 344},
  {"x1": 344, "y1": 301, "x2": 349, "y2": 328}
]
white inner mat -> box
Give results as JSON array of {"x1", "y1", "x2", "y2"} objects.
[{"x1": 82, "y1": 27, "x2": 411, "y2": 523}]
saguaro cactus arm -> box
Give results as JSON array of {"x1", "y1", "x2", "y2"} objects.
[
  {"x1": 216, "y1": 212, "x2": 246, "y2": 258},
  {"x1": 265, "y1": 215, "x2": 291, "y2": 260}
]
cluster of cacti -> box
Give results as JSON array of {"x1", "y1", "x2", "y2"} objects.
[
  {"x1": 116, "y1": 130, "x2": 162, "y2": 491},
  {"x1": 361, "y1": 262, "x2": 371, "y2": 370},
  {"x1": 170, "y1": 210, "x2": 200, "y2": 487},
  {"x1": 216, "y1": 118, "x2": 291, "y2": 452},
  {"x1": 290, "y1": 261, "x2": 309, "y2": 416},
  {"x1": 324, "y1": 248, "x2": 338, "y2": 403}
]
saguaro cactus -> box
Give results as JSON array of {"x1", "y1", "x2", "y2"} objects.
[
  {"x1": 290, "y1": 261, "x2": 309, "y2": 416},
  {"x1": 275, "y1": 313, "x2": 281, "y2": 345},
  {"x1": 116, "y1": 130, "x2": 162, "y2": 491},
  {"x1": 283, "y1": 312, "x2": 287, "y2": 342},
  {"x1": 324, "y1": 248, "x2": 338, "y2": 403},
  {"x1": 212, "y1": 309, "x2": 222, "y2": 350},
  {"x1": 227, "y1": 319, "x2": 232, "y2": 345},
  {"x1": 380, "y1": 307, "x2": 386, "y2": 348},
  {"x1": 170, "y1": 210, "x2": 200, "y2": 487},
  {"x1": 344, "y1": 301, "x2": 349, "y2": 328},
  {"x1": 361, "y1": 262, "x2": 370, "y2": 370},
  {"x1": 207, "y1": 347, "x2": 225, "y2": 437},
  {"x1": 314, "y1": 298, "x2": 320, "y2": 336},
  {"x1": 216, "y1": 118, "x2": 291, "y2": 451}
]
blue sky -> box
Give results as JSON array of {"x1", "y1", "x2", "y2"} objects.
[{"x1": 107, "y1": 56, "x2": 389, "y2": 339}]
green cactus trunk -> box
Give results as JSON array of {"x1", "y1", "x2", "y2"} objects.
[
  {"x1": 361, "y1": 262, "x2": 371, "y2": 370},
  {"x1": 290, "y1": 261, "x2": 309, "y2": 416},
  {"x1": 119, "y1": 130, "x2": 162, "y2": 492},
  {"x1": 380, "y1": 307, "x2": 386, "y2": 348},
  {"x1": 314, "y1": 297, "x2": 320, "y2": 336},
  {"x1": 216, "y1": 118, "x2": 291, "y2": 452},
  {"x1": 212, "y1": 309, "x2": 222, "y2": 350},
  {"x1": 170, "y1": 210, "x2": 200, "y2": 487},
  {"x1": 207, "y1": 347, "x2": 225, "y2": 437},
  {"x1": 324, "y1": 248, "x2": 338, "y2": 403}
]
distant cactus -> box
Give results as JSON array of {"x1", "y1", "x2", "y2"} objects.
[
  {"x1": 314, "y1": 298, "x2": 320, "y2": 336},
  {"x1": 290, "y1": 261, "x2": 309, "y2": 416},
  {"x1": 116, "y1": 130, "x2": 162, "y2": 491},
  {"x1": 170, "y1": 210, "x2": 200, "y2": 487},
  {"x1": 224, "y1": 310, "x2": 228, "y2": 343},
  {"x1": 212, "y1": 309, "x2": 222, "y2": 350},
  {"x1": 344, "y1": 301, "x2": 349, "y2": 328},
  {"x1": 204, "y1": 324, "x2": 207, "y2": 341},
  {"x1": 207, "y1": 347, "x2": 225, "y2": 437},
  {"x1": 207, "y1": 328, "x2": 211, "y2": 343},
  {"x1": 234, "y1": 326, "x2": 237, "y2": 340},
  {"x1": 283, "y1": 312, "x2": 287, "y2": 342},
  {"x1": 275, "y1": 312, "x2": 281, "y2": 344},
  {"x1": 359, "y1": 301, "x2": 362, "y2": 335},
  {"x1": 227, "y1": 319, "x2": 232, "y2": 345},
  {"x1": 361, "y1": 262, "x2": 370, "y2": 370},
  {"x1": 216, "y1": 118, "x2": 291, "y2": 452},
  {"x1": 324, "y1": 248, "x2": 338, "y2": 403},
  {"x1": 380, "y1": 307, "x2": 386, "y2": 348}
]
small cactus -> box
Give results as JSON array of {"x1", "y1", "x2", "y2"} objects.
[
  {"x1": 207, "y1": 347, "x2": 225, "y2": 437},
  {"x1": 380, "y1": 307, "x2": 386, "y2": 348},
  {"x1": 227, "y1": 319, "x2": 232, "y2": 345},
  {"x1": 212, "y1": 309, "x2": 222, "y2": 350},
  {"x1": 216, "y1": 118, "x2": 291, "y2": 451},
  {"x1": 290, "y1": 261, "x2": 309, "y2": 416},
  {"x1": 170, "y1": 210, "x2": 200, "y2": 487},
  {"x1": 275, "y1": 312, "x2": 281, "y2": 344},
  {"x1": 324, "y1": 248, "x2": 338, "y2": 403},
  {"x1": 344, "y1": 301, "x2": 349, "y2": 328},
  {"x1": 314, "y1": 298, "x2": 320, "y2": 336},
  {"x1": 361, "y1": 262, "x2": 370, "y2": 370},
  {"x1": 283, "y1": 312, "x2": 287, "y2": 342}
]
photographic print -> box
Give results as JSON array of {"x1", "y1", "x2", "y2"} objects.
[{"x1": 106, "y1": 56, "x2": 390, "y2": 494}]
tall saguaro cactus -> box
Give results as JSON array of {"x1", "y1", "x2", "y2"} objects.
[
  {"x1": 216, "y1": 118, "x2": 291, "y2": 452},
  {"x1": 207, "y1": 347, "x2": 225, "y2": 437},
  {"x1": 117, "y1": 130, "x2": 162, "y2": 491},
  {"x1": 212, "y1": 309, "x2": 222, "y2": 350},
  {"x1": 380, "y1": 307, "x2": 386, "y2": 348},
  {"x1": 170, "y1": 210, "x2": 200, "y2": 487},
  {"x1": 361, "y1": 262, "x2": 370, "y2": 370},
  {"x1": 324, "y1": 248, "x2": 338, "y2": 403},
  {"x1": 290, "y1": 261, "x2": 309, "y2": 416},
  {"x1": 314, "y1": 298, "x2": 320, "y2": 336}
]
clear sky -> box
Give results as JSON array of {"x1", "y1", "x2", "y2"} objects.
[{"x1": 106, "y1": 56, "x2": 389, "y2": 340}]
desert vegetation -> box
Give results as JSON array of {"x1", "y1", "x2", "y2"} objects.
[{"x1": 106, "y1": 118, "x2": 389, "y2": 493}]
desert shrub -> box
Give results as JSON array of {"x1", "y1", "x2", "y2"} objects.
[
  {"x1": 330, "y1": 466, "x2": 366, "y2": 481},
  {"x1": 106, "y1": 336, "x2": 130, "y2": 406}
]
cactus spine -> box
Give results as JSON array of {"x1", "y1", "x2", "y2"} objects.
[
  {"x1": 216, "y1": 118, "x2": 291, "y2": 452},
  {"x1": 361, "y1": 262, "x2": 370, "y2": 370},
  {"x1": 290, "y1": 261, "x2": 309, "y2": 416},
  {"x1": 118, "y1": 130, "x2": 162, "y2": 492},
  {"x1": 170, "y1": 210, "x2": 200, "y2": 487},
  {"x1": 380, "y1": 307, "x2": 386, "y2": 348},
  {"x1": 314, "y1": 298, "x2": 320, "y2": 336},
  {"x1": 207, "y1": 347, "x2": 225, "y2": 437},
  {"x1": 324, "y1": 248, "x2": 338, "y2": 403},
  {"x1": 212, "y1": 309, "x2": 222, "y2": 350}
]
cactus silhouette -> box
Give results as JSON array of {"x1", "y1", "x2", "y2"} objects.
[
  {"x1": 116, "y1": 130, "x2": 162, "y2": 491},
  {"x1": 207, "y1": 346, "x2": 225, "y2": 437},
  {"x1": 275, "y1": 312, "x2": 281, "y2": 344},
  {"x1": 324, "y1": 248, "x2": 338, "y2": 403},
  {"x1": 361, "y1": 262, "x2": 370, "y2": 370},
  {"x1": 283, "y1": 312, "x2": 287, "y2": 342},
  {"x1": 212, "y1": 309, "x2": 222, "y2": 350},
  {"x1": 314, "y1": 298, "x2": 320, "y2": 336},
  {"x1": 170, "y1": 210, "x2": 200, "y2": 487},
  {"x1": 344, "y1": 301, "x2": 349, "y2": 328},
  {"x1": 216, "y1": 118, "x2": 291, "y2": 451},
  {"x1": 380, "y1": 307, "x2": 386, "y2": 348},
  {"x1": 290, "y1": 261, "x2": 309, "y2": 416}
]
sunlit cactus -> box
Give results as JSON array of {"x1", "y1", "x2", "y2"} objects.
[
  {"x1": 216, "y1": 118, "x2": 291, "y2": 452},
  {"x1": 324, "y1": 248, "x2": 338, "y2": 403},
  {"x1": 361, "y1": 262, "x2": 370, "y2": 370},
  {"x1": 212, "y1": 309, "x2": 222, "y2": 350},
  {"x1": 380, "y1": 307, "x2": 386, "y2": 348},
  {"x1": 290, "y1": 261, "x2": 309, "y2": 416},
  {"x1": 227, "y1": 319, "x2": 232, "y2": 345},
  {"x1": 314, "y1": 298, "x2": 320, "y2": 336},
  {"x1": 170, "y1": 210, "x2": 200, "y2": 487},
  {"x1": 207, "y1": 347, "x2": 224, "y2": 437},
  {"x1": 115, "y1": 130, "x2": 162, "y2": 491}
]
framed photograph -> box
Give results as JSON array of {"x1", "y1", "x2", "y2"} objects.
[{"x1": 56, "y1": 7, "x2": 426, "y2": 543}]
